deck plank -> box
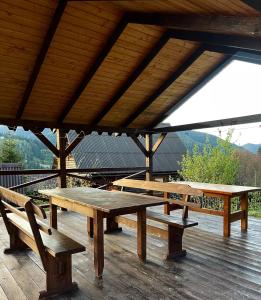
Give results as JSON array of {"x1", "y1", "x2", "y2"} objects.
[{"x1": 0, "y1": 209, "x2": 260, "y2": 300}]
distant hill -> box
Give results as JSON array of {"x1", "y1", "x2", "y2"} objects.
[
  {"x1": 0, "y1": 126, "x2": 55, "y2": 169},
  {"x1": 242, "y1": 143, "x2": 261, "y2": 154},
  {"x1": 176, "y1": 130, "x2": 246, "y2": 153}
]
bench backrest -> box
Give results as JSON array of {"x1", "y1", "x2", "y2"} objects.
[
  {"x1": 0, "y1": 186, "x2": 50, "y2": 270},
  {"x1": 113, "y1": 179, "x2": 204, "y2": 197}
]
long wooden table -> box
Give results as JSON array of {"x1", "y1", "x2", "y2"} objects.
[
  {"x1": 175, "y1": 182, "x2": 261, "y2": 237},
  {"x1": 39, "y1": 187, "x2": 165, "y2": 278}
]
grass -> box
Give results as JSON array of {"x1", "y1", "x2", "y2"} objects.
[{"x1": 249, "y1": 210, "x2": 261, "y2": 218}]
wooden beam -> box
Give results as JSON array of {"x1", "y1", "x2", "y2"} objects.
[
  {"x1": 16, "y1": 0, "x2": 67, "y2": 119},
  {"x1": 121, "y1": 46, "x2": 205, "y2": 127},
  {"x1": 57, "y1": 129, "x2": 67, "y2": 188},
  {"x1": 31, "y1": 129, "x2": 59, "y2": 157},
  {"x1": 131, "y1": 136, "x2": 148, "y2": 157},
  {"x1": 145, "y1": 134, "x2": 153, "y2": 181},
  {"x1": 128, "y1": 13, "x2": 261, "y2": 37},
  {"x1": 58, "y1": 17, "x2": 128, "y2": 122},
  {"x1": 153, "y1": 113, "x2": 261, "y2": 133},
  {"x1": 65, "y1": 131, "x2": 85, "y2": 157},
  {"x1": 0, "y1": 167, "x2": 147, "y2": 176},
  {"x1": 0, "y1": 169, "x2": 59, "y2": 175},
  {"x1": 168, "y1": 29, "x2": 261, "y2": 53},
  {"x1": 10, "y1": 174, "x2": 59, "y2": 190},
  {"x1": 152, "y1": 133, "x2": 167, "y2": 154},
  {"x1": 0, "y1": 118, "x2": 151, "y2": 135},
  {"x1": 241, "y1": 0, "x2": 261, "y2": 12},
  {"x1": 90, "y1": 32, "x2": 170, "y2": 125},
  {"x1": 149, "y1": 55, "x2": 233, "y2": 128}
]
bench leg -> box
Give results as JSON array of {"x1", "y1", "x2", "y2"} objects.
[
  {"x1": 104, "y1": 217, "x2": 122, "y2": 234},
  {"x1": 166, "y1": 226, "x2": 187, "y2": 259},
  {"x1": 4, "y1": 228, "x2": 29, "y2": 254},
  {"x1": 39, "y1": 254, "x2": 78, "y2": 299}
]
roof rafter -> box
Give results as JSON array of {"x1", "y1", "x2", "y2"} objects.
[
  {"x1": 148, "y1": 55, "x2": 234, "y2": 128},
  {"x1": 90, "y1": 31, "x2": 170, "y2": 126},
  {"x1": 127, "y1": 13, "x2": 261, "y2": 37},
  {"x1": 58, "y1": 17, "x2": 128, "y2": 123},
  {"x1": 153, "y1": 113, "x2": 261, "y2": 133},
  {"x1": 16, "y1": 0, "x2": 67, "y2": 119},
  {"x1": 121, "y1": 46, "x2": 205, "y2": 127},
  {"x1": 241, "y1": 0, "x2": 261, "y2": 12},
  {"x1": 167, "y1": 29, "x2": 261, "y2": 53}
]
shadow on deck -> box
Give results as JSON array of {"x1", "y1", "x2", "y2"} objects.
[{"x1": 0, "y1": 209, "x2": 260, "y2": 300}]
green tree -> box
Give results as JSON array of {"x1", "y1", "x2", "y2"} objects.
[
  {"x1": 178, "y1": 131, "x2": 240, "y2": 185},
  {"x1": 0, "y1": 137, "x2": 23, "y2": 163}
]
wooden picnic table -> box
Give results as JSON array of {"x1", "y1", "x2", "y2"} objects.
[
  {"x1": 39, "y1": 187, "x2": 165, "y2": 278},
  {"x1": 175, "y1": 181, "x2": 261, "y2": 237}
]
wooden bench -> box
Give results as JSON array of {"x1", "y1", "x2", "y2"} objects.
[
  {"x1": 0, "y1": 187, "x2": 85, "y2": 299},
  {"x1": 113, "y1": 179, "x2": 204, "y2": 258}
]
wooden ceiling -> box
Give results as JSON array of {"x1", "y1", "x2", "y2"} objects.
[{"x1": 0, "y1": 0, "x2": 261, "y2": 133}]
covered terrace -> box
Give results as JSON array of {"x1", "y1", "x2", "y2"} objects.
[{"x1": 0, "y1": 0, "x2": 261, "y2": 299}]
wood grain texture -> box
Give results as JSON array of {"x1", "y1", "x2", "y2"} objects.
[
  {"x1": 40, "y1": 187, "x2": 165, "y2": 214},
  {"x1": 1, "y1": 0, "x2": 260, "y2": 130},
  {"x1": 1, "y1": 207, "x2": 261, "y2": 299}
]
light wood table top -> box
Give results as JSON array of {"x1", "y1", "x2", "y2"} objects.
[
  {"x1": 175, "y1": 181, "x2": 261, "y2": 197},
  {"x1": 39, "y1": 187, "x2": 165, "y2": 214}
]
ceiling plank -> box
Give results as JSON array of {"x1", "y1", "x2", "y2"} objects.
[
  {"x1": 148, "y1": 55, "x2": 233, "y2": 129},
  {"x1": 121, "y1": 46, "x2": 205, "y2": 127},
  {"x1": 58, "y1": 17, "x2": 128, "y2": 123},
  {"x1": 128, "y1": 13, "x2": 261, "y2": 37},
  {"x1": 153, "y1": 114, "x2": 261, "y2": 133},
  {"x1": 90, "y1": 32, "x2": 170, "y2": 125},
  {"x1": 16, "y1": 0, "x2": 67, "y2": 119}
]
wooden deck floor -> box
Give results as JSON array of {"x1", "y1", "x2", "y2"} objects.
[{"x1": 0, "y1": 209, "x2": 260, "y2": 300}]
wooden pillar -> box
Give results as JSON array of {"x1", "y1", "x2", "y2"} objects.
[
  {"x1": 145, "y1": 133, "x2": 153, "y2": 181},
  {"x1": 56, "y1": 129, "x2": 67, "y2": 188}
]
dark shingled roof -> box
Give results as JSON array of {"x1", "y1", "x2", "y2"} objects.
[{"x1": 67, "y1": 128, "x2": 186, "y2": 174}]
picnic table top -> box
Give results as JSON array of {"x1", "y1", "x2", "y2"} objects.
[
  {"x1": 39, "y1": 187, "x2": 165, "y2": 214},
  {"x1": 175, "y1": 181, "x2": 261, "y2": 196}
]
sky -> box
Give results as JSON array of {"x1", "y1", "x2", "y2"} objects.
[{"x1": 165, "y1": 59, "x2": 261, "y2": 146}]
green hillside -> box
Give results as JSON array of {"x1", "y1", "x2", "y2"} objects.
[{"x1": 0, "y1": 132, "x2": 54, "y2": 169}]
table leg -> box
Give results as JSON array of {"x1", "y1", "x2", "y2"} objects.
[
  {"x1": 93, "y1": 210, "x2": 104, "y2": 278},
  {"x1": 223, "y1": 196, "x2": 231, "y2": 237},
  {"x1": 87, "y1": 217, "x2": 93, "y2": 238},
  {"x1": 240, "y1": 192, "x2": 248, "y2": 231},
  {"x1": 137, "y1": 208, "x2": 146, "y2": 262},
  {"x1": 105, "y1": 217, "x2": 122, "y2": 234},
  {"x1": 50, "y1": 202, "x2": 57, "y2": 229}
]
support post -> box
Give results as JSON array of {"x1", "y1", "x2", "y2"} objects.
[
  {"x1": 57, "y1": 129, "x2": 67, "y2": 188},
  {"x1": 145, "y1": 134, "x2": 153, "y2": 181},
  {"x1": 56, "y1": 129, "x2": 67, "y2": 211}
]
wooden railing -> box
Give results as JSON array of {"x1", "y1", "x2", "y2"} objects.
[{"x1": 0, "y1": 167, "x2": 147, "y2": 191}]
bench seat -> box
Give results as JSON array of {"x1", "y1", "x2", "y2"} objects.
[
  {"x1": 117, "y1": 209, "x2": 198, "y2": 259},
  {"x1": 0, "y1": 186, "x2": 85, "y2": 299},
  {"x1": 8, "y1": 213, "x2": 85, "y2": 257}
]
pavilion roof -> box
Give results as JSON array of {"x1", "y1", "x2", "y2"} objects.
[{"x1": 1, "y1": 0, "x2": 261, "y2": 134}]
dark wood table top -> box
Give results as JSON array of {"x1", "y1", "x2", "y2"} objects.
[
  {"x1": 39, "y1": 187, "x2": 165, "y2": 214},
  {"x1": 175, "y1": 181, "x2": 261, "y2": 196}
]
